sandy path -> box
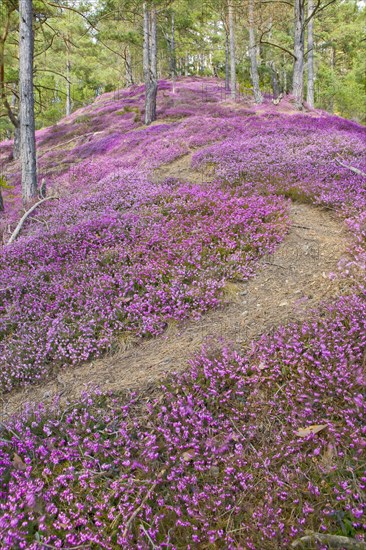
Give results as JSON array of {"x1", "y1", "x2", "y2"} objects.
[{"x1": 2, "y1": 196, "x2": 349, "y2": 418}]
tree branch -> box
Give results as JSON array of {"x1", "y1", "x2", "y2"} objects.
[
  {"x1": 7, "y1": 196, "x2": 59, "y2": 245},
  {"x1": 259, "y1": 39, "x2": 296, "y2": 59},
  {"x1": 336, "y1": 159, "x2": 366, "y2": 178}
]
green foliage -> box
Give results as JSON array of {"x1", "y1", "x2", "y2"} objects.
[
  {"x1": 0, "y1": 0, "x2": 364, "y2": 140},
  {"x1": 0, "y1": 175, "x2": 12, "y2": 190}
]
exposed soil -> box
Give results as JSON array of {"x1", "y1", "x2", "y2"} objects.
[{"x1": 1, "y1": 156, "x2": 350, "y2": 418}]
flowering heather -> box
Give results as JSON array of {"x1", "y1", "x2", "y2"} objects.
[
  {"x1": 0, "y1": 172, "x2": 287, "y2": 391},
  {"x1": 0, "y1": 78, "x2": 365, "y2": 548},
  {"x1": 0, "y1": 294, "x2": 365, "y2": 548}
]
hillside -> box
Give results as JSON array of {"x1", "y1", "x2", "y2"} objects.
[{"x1": 0, "y1": 78, "x2": 365, "y2": 549}]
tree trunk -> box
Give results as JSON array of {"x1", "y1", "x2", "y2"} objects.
[
  {"x1": 19, "y1": 0, "x2": 37, "y2": 203},
  {"x1": 143, "y1": 3, "x2": 157, "y2": 125},
  {"x1": 292, "y1": 0, "x2": 305, "y2": 107},
  {"x1": 225, "y1": 27, "x2": 230, "y2": 91},
  {"x1": 125, "y1": 46, "x2": 134, "y2": 87},
  {"x1": 0, "y1": 188, "x2": 4, "y2": 213},
  {"x1": 228, "y1": 2, "x2": 236, "y2": 100},
  {"x1": 13, "y1": 123, "x2": 20, "y2": 159},
  {"x1": 283, "y1": 68, "x2": 287, "y2": 94},
  {"x1": 66, "y1": 56, "x2": 71, "y2": 116},
  {"x1": 269, "y1": 61, "x2": 280, "y2": 98},
  {"x1": 248, "y1": 0, "x2": 262, "y2": 103},
  {"x1": 307, "y1": 0, "x2": 315, "y2": 107},
  {"x1": 170, "y1": 11, "x2": 176, "y2": 80}
]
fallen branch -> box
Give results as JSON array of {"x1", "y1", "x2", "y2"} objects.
[
  {"x1": 336, "y1": 159, "x2": 366, "y2": 178},
  {"x1": 272, "y1": 93, "x2": 284, "y2": 105},
  {"x1": 7, "y1": 196, "x2": 59, "y2": 245},
  {"x1": 292, "y1": 532, "x2": 366, "y2": 549},
  {"x1": 122, "y1": 467, "x2": 166, "y2": 537},
  {"x1": 28, "y1": 216, "x2": 50, "y2": 230},
  {"x1": 38, "y1": 131, "x2": 104, "y2": 159}
]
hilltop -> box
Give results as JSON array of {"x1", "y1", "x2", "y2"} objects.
[{"x1": 0, "y1": 78, "x2": 365, "y2": 549}]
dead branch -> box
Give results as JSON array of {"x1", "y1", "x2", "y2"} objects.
[
  {"x1": 7, "y1": 196, "x2": 58, "y2": 245},
  {"x1": 336, "y1": 159, "x2": 366, "y2": 178},
  {"x1": 272, "y1": 93, "x2": 284, "y2": 105},
  {"x1": 38, "y1": 132, "x2": 103, "y2": 159},
  {"x1": 292, "y1": 532, "x2": 366, "y2": 549},
  {"x1": 122, "y1": 467, "x2": 166, "y2": 537}
]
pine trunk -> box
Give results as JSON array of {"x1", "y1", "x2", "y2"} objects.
[
  {"x1": 228, "y1": 3, "x2": 236, "y2": 100},
  {"x1": 143, "y1": 3, "x2": 157, "y2": 125},
  {"x1": 170, "y1": 12, "x2": 176, "y2": 80},
  {"x1": 307, "y1": 0, "x2": 315, "y2": 107},
  {"x1": 125, "y1": 47, "x2": 134, "y2": 87},
  {"x1": 292, "y1": 0, "x2": 305, "y2": 107},
  {"x1": 19, "y1": 0, "x2": 37, "y2": 203},
  {"x1": 66, "y1": 56, "x2": 71, "y2": 116},
  {"x1": 225, "y1": 28, "x2": 230, "y2": 91},
  {"x1": 269, "y1": 62, "x2": 280, "y2": 98},
  {"x1": 13, "y1": 123, "x2": 20, "y2": 159},
  {"x1": 248, "y1": 0, "x2": 262, "y2": 103}
]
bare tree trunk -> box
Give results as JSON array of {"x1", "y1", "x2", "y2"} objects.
[
  {"x1": 228, "y1": 2, "x2": 236, "y2": 100},
  {"x1": 0, "y1": 188, "x2": 4, "y2": 213},
  {"x1": 292, "y1": 0, "x2": 305, "y2": 107},
  {"x1": 185, "y1": 54, "x2": 189, "y2": 76},
  {"x1": 307, "y1": 0, "x2": 315, "y2": 107},
  {"x1": 170, "y1": 11, "x2": 176, "y2": 80},
  {"x1": 125, "y1": 46, "x2": 134, "y2": 86},
  {"x1": 19, "y1": 0, "x2": 37, "y2": 203},
  {"x1": 248, "y1": 0, "x2": 262, "y2": 103},
  {"x1": 66, "y1": 55, "x2": 71, "y2": 116},
  {"x1": 283, "y1": 67, "x2": 287, "y2": 94},
  {"x1": 269, "y1": 61, "x2": 280, "y2": 98},
  {"x1": 13, "y1": 123, "x2": 20, "y2": 159},
  {"x1": 143, "y1": 3, "x2": 157, "y2": 125},
  {"x1": 225, "y1": 27, "x2": 230, "y2": 91}
]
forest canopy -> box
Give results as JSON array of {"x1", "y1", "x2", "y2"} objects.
[{"x1": 0, "y1": 0, "x2": 365, "y2": 143}]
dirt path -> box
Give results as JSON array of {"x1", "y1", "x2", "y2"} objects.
[{"x1": 2, "y1": 197, "x2": 349, "y2": 418}]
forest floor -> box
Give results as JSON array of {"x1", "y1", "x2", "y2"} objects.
[
  {"x1": 2, "y1": 152, "x2": 350, "y2": 417},
  {"x1": 1, "y1": 79, "x2": 365, "y2": 548}
]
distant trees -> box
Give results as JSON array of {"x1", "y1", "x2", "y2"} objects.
[
  {"x1": 0, "y1": 0, "x2": 20, "y2": 159},
  {"x1": 0, "y1": 0, "x2": 364, "y2": 158}
]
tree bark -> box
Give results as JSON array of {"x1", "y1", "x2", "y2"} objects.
[
  {"x1": 143, "y1": 3, "x2": 157, "y2": 125},
  {"x1": 184, "y1": 54, "x2": 189, "y2": 76},
  {"x1": 307, "y1": 0, "x2": 315, "y2": 107},
  {"x1": 269, "y1": 61, "x2": 280, "y2": 98},
  {"x1": 66, "y1": 56, "x2": 72, "y2": 116},
  {"x1": 248, "y1": 0, "x2": 263, "y2": 103},
  {"x1": 19, "y1": 0, "x2": 37, "y2": 203},
  {"x1": 225, "y1": 26, "x2": 230, "y2": 92},
  {"x1": 125, "y1": 46, "x2": 134, "y2": 87},
  {"x1": 13, "y1": 123, "x2": 20, "y2": 159},
  {"x1": 0, "y1": 188, "x2": 4, "y2": 213},
  {"x1": 228, "y1": 2, "x2": 236, "y2": 100},
  {"x1": 170, "y1": 11, "x2": 176, "y2": 80},
  {"x1": 292, "y1": 0, "x2": 305, "y2": 107}
]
